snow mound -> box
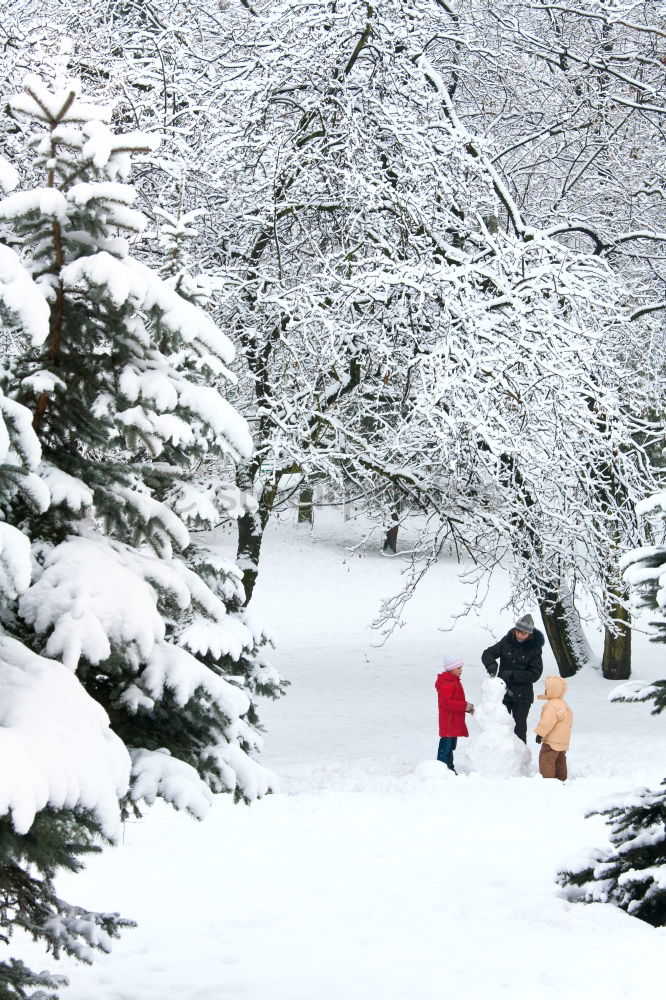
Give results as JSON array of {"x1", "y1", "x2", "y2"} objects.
[
  {"x1": 467, "y1": 677, "x2": 533, "y2": 778},
  {"x1": 411, "y1": 760, "x2": 457, "y2": 784}
]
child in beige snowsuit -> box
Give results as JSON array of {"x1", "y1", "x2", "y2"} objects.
[{"x1": 534, "y1": 676, "x2": 573, "y2": 781}]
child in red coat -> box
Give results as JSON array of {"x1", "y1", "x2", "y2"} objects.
[{"x1": 435, "y1": 652, "x2": 475, "y2": 773}]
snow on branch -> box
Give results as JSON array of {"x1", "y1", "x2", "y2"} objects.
[
  {"x1": 0, "y1": 243, "x2": 50, "y2": 346},
  {"x1": 128, "y1": 748, "x2": 212, "y2": 819},
  {"x1": 137, "y1": 640, "x2": 250, "y2": 719},
  {"x1": 179, "y1": 616, "x2": 253, "y2": 662},
  {"x1": 10, "y1": 75, "x2": 111, "y2": 126},
  {"x1": 608, "y1": 680, "x2": 666, "y2": 713},
  {"x1": 0, "y1": 187, "x2": 69, "y2": 224},
  {"x1": 0, "y1": 155, "x2": 19, "y2": 194},
  {"x1": 0, "y1": 524, "x2": 31, "y2": 601},
  {"x1": 18, "y1": 536, "x2": 173, "y2": 671},
  {"x1": 0, "y1": 394, "x2": 42, "y2": 471},
  {"x1": 61, "y1": 253, "x2": 240, "y2": 376},
  {"x1": 41, "y1": 465, "x2": 93, "y2": 513},
  {"x1": 0, "y1": 634, "x2": 129, "y2": 837}
]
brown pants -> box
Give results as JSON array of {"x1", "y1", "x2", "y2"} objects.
[{"x1": 539, "y1": 743, "x2": 567, "y2": 781}]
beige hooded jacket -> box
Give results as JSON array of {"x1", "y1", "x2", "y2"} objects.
[{"x1": 534, "y1": 676, "x2": 573, "y2": 751}]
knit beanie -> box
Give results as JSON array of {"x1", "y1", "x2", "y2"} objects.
[
  {"x1": 441, "y1": 652, "x2": 464, "y2": 672},
  {"x1": 514, "y1": 613, "x2": 535, "y2": 634}
]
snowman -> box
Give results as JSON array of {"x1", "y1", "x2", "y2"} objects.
[{"x1": 467, "y1": 676, "x2": 533, "y2": 777}]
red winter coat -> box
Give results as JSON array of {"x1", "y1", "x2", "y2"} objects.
[{"x1": 436, "y1": 671, "x2": 469, "y2": 738}]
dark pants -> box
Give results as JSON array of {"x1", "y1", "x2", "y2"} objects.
[
  {"x1": 503, "y1": 697, "x2": 531, "y2": 743},
  {"x1": 539, "y1": 743, "x2": 567, "y2": 781},
  {"x1": 437, "y1": 737, "x2": 457, "y2": 771}
]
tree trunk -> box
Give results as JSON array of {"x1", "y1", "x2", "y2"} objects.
[
  {"x1": 602, "y1": 596, "x2": 632, "y2": 680},
  {"x1": 538, "y1": 584, "x2": 596, "y2": 678},
  {"x1": 382, "y1": 503, "x2": 401, "y2": 554},
  {"x1": 539, "y1": 601, "x2": 582, "y2": 678},
  {"x1": 383, "y1": 523, "x2": 399, "y2": 553},
  {"x1": 236, "y1": 475, "x2": 279, "y2": 606},
  {"x1": 297, "y1": 484, "x2": 314, "y2": 524},
  {"x1": 237, "y1": 508, "x2": 264, "y2": 606}
]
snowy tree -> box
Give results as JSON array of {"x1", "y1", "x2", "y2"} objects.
[
  {"x1": 558, "y1": 489, "x2": 666, "y2": 925},
  {"x1": 420, "y1": 0, "x2": 666, "y2": 675},
  {"x1": 0, "y1": 75, "x2": 282, "y2": 995},
  {"x1": 622, "y1": 491, "x2": 666, "y2": 650},
  {"x1": 7, "y1": 1, "x2": 664, "y2": 669},
  {"x1": 1, "y1": 166, "x2": 134, "y2": 999},
  {"x1": 192, "y1": 0, "x2": 659, "y2": 617}
]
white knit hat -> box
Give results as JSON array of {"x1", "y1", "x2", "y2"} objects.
[{"x1": 441, "y1": 652, "x2": 464, "y2": 671}]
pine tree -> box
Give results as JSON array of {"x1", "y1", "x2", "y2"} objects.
[
  {"x1": 0, "y1": 75, "x2": 283, "y2": 995},
  {"x1": 558, "y1": 490, "x2": 666, "y2": 926},
  {"x1": 1, "y1": 156, "x2": 133, "y2": 998}
]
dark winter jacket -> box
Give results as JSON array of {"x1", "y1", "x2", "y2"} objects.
[
  {"x1": 435, "y1": 671, "x2": 469, "y2": 738},
  {"x1": 481, "y1": 629, "x2": 544, "y2": 704}
]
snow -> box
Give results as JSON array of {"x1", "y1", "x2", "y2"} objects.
[
  {"x1": 608, "y1": 679, "x2": 662, "y2": 706},
  {"x1": 0, "y1": 394, "x2": 50, "y2": 515},
  {"x1": 134, "y1": 641, "x2": 252, "y2": 735},
  {"x1": 62, "y1": 253, "x2": 237, "y2": 370},
  {"x1": 0, "y1": 634, "x2": 129, "y2": 837},
  {"x1": 170, "y1": 482, "x2": 219, "y2": 527},
  {"x1": 177, "y1": 380, "x2": 253, "y2": 459},
  {"x1": 0, "y1": 393, "x2": 43, "y2": 469},
  {"x1": 0, "y1": 155, "x2": 19, "y2": 193},
  {"x1": 120, "y1": 364, "x2": 180, "y2": 411},
  {"x1": 65, "y1": 179, "x2": 147, "y2": 233},
  {"x1": 0, "y1": 243, "x2": 50, "y2": 345},
  {"x1": 59, "y1": 255, "x2": 249, "y2": 453},
  {"x1": 81, "y1": 122, "x2": 115, "y2": 169},
  {"x1": 10, "y1": 513, "x2": 666, "y2": 997},
  {"x1": 21, "y1": 370, "x2": 67, "y2": 393},
  {"x1": 67, "y1": 181, "x2": 136, "y2": 208},
  {"x1": 0, "y1": 523, "x2": 31, "y2": 599},
  {"x1": 116, "y1": 361, "x2": 252, "y2": 460},
  {"x1": 19, "y1": 536, "x2": 167, "y2": 670},
  {"x1": 635, "y1": 490, "x2": 666, "y2": 517},
  {"x1": 10, "y1": 75, "x2": 112, "y2": 126},
  {"x1": 41, "y1": 465, "x2": 93, "y2": 512},
  {"x1": 0, "y1": 187, "x2": 69, "y2": 223},
  {"x1": 62, "y1": 251, "x2": 146, "y2": 309},
  {"x1": 111, "y1": 485, "x2": 190, "y2": 552},
  {"x1": 622, "y1": 494, "x2": 666, "y2": 610},
  {"x1": 179, "y1": 615, "x2": 252, "y2": 661},
  {"x1": 129, "y1": 748, "x2": 212, "y2": 820}
]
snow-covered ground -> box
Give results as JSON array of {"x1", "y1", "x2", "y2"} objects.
[{"x1": 15, "y1": 512, "x2": 666, "y2": 999}]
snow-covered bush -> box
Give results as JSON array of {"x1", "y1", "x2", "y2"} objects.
[
  {"x1": 558, "y1": 490, "x2": 666, "y2": 926},
  {"x1": 0, "y1": 75, "x2": 283, "y2": 996}
]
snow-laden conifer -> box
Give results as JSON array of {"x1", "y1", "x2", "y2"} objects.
[
  {"x1": 1, "y1": 176, "x2": 133, "y2": 998},
  {"x1": 0, "y1": 75, "x2": 283, "y2": 995},
  {"x1": 558, "y1": 490, "x2": 666, "y2": 925}
]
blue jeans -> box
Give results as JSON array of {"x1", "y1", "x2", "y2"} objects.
[{"x1": 437, "y1": 737, "x2": 458, "y2": 771}]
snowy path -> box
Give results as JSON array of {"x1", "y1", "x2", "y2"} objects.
[{"x1": 16, "y1": 515, "x2": 666, "y2": 999}]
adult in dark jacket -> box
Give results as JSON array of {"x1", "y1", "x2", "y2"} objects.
[{"x1": 481, "y1": 614, "x2": 544, "y2": 743}]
